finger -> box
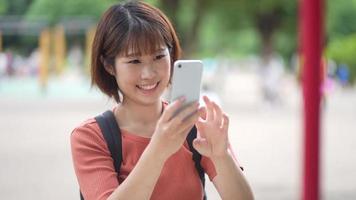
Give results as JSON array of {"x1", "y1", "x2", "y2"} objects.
[
  {"x1": 182, "y1": 104, "x2": 201, "y2": 122},
  {"x1": 171, "y1": 101, "x2": 199, "y2": 125},
  {"x1": 203, "y1": 96, "x2": 214, "y2": 121},
  {"x1": 167, "y1": 103, "x2": 199, "y2": 138},
  {"x1": 177, "y1": 124, "x2": 195, "y2": 139},
  {"x1": 212, "y1": 101, "x2": 223, "y2": 126},
  {"x1": 161, "y1": 96, "x2": 186, "y2": 122},
  {"x1": 175, "y1": 109, "x2": 200, "y2": 134}
]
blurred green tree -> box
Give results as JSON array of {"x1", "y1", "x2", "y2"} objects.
[
  {"x1": 217, "y1": 0, "x2": 297, "y2": 60},
  {"x1": 0, "y1": 0, "x2": 33, "y2": 15},
  {"x1": 327, "y1": 34, "x2": 356, "y2": 84},
  {"x1": 326, "y1": 0, "x2": 356, "y2": 83},
  {"x1": 26, "y1": 0, "x2": 118, "y2": 24},
  {"x1": 0, "y1": 0, "x2": 37, "y2": 54},
  {"x1": 158, "y1": 0, "x2": 297, "y2": 61},
  {"x1": 327, "y1": 0, "x2": 356, "y2": 39},
  {"x1": 158, "y1": 0, "x2": 207, "y2": 57},
  {"x1": 1, "y1": 0, "x2": 355, "y2": 79}
]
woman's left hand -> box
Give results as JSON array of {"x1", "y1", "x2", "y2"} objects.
[{"x1": 193, "y1": 96, "x2": 229, "y2": 159}]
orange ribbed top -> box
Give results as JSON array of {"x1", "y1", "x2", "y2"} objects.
[{"x1": 70, "y1": 118, "x2": 217, "y2": 200}]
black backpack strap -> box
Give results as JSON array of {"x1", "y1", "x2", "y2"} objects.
[
  {"x1": 80, "y1": 192, "x2": 84, "y2": 200},
  {"x1": 94, "y1": 110, "x2": 123, "y2": 173},
  {"x1": 80, "y1": 110, "x2": 122, "y2": 200},
  {"x1": 186, "y1": 126, "x2": 207, "y2": 200}
]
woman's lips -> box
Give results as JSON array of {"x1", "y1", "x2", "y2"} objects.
[{"x1": 136, "y1": 82, "x2": 159, "y2": 94}]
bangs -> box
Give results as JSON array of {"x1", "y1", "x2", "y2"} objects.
[{"x1": 120, "y1": 19, "x2": 172, "y2": 57}]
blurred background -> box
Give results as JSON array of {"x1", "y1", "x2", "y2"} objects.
[{"x1": 0, "y1": 0, "x2": 355, "y2": 199}]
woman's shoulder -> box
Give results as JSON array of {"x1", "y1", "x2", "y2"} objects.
[
  {"x1": 70, "y1": 118, "x2": 105, "y2": 147},
  {"x1": 72, "y1": 118, "x2": 99, "y2": 134}
]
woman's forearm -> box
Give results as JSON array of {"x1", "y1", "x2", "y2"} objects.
[
  {"x1": 108, "y1": 144, "x2": 166, "y2": 200},
  {"x1": 212, "y1": 153, "x2": 254, "y2": 200}
]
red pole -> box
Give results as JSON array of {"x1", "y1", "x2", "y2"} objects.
[{"x1": 300, "y1": 0, "x2": 324, "y2": 199}]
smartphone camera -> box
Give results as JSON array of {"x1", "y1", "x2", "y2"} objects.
[{"x1": 178, "y1": 64, "x2": 182, "y2": 68}]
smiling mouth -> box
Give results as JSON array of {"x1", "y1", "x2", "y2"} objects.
[{"x1": 136, "y1": 82, "x2": 160, "y2": 92}]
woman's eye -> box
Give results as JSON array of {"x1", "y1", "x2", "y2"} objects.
[
  {"x1": 128, "y1": 59, "x2": 140, "y2": 64},
  {"x1": 155, "y1": 54, "x2": 166, "y2": 60}
]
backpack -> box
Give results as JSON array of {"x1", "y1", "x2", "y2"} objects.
[{"x1": 80, "y1": 110, "x2": 207, "y2": 200}]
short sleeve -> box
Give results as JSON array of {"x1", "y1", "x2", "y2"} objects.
[
  {"x1": 200, "y1": 156, "x2": 217, "y2": 181},
  {"x1": 70, "y1": 119, "x2": 118, "y2": 200}
]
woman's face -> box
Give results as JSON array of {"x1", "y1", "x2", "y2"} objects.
[{"x1": 113, "y1": 46, "x2": 171, "y2": 105}]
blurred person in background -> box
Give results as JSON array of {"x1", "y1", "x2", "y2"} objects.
[
  {"x1": 0, "y1": 52, "x2": 6, "y2": 77},
  {"x1": 5, "y1": 51, "x2": 14, "y2": 76},
  {"x1": 70, "y1": 1, "x2": 253, "y2": 200},
  {"x1": 67, "y1": 43, "x2": 84, "y2": 73},
  {"x1": 27, "y1": 48, "x2": 40, "y2": 76},
  {"x1": 336, "y1": 63, "x2": 350, "y2": 87},
  {"x1": 260, "y1": 52, "x2": 285, "y2": 105}
]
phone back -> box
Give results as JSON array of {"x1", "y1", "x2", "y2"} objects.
[{"x1": 170, "y1": 60, "x2": 203, "y2": 103}]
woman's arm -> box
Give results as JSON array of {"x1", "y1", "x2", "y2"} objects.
[
  {"x1": 211, "y1": 152, "x2": 253, "y2": 200},
  {"x1": 194, "y1": 96, "x2": 254, "y2": 200}
]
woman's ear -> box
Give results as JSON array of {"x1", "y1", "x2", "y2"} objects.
[
  {"x1": 104, "y1": 64, "x2": 115, "y2": 76},
  {"x1": 101, "y1": 55, "x2": 115, "y2": 76}
]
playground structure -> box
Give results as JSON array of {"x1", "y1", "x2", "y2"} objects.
[{"x1": 0, "y1": 17, "x2": 96, "y2": 91}]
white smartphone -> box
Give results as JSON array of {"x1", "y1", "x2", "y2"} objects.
[{"x1": 169, "y1": 60, "x2": 203, "y2": 105}]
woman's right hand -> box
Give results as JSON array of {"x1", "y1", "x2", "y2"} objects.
[{"x1": 150, "y1": 97, "x2": 203, "y2": 161}]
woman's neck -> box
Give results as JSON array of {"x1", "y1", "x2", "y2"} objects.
[{"x1": 115, "y1": 98, "x2": 163, "y2": 136}]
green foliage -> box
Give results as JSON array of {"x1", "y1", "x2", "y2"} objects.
[
  {"x1": 326, "y1": 0, "x2": 356, "y2": 83},
  {"x1": 176, "y1": 0, "x2": 196, "y2": 32},
  {"x1": 0, "y1": 0, "x2": 354, "y2": 70},
  {"x1": 0, "y1": 0, "x2": 9, "y2": 14},
  {"x1": 26, "y1": 0, "x2": 118, "y2": 24},
  {"x1": 0, "y1": 0, "x2": 33, "y2": 15},
  {"x1": 145, "y1": 0, "x2": 160, "y2": 7},
  {"x1": 327, "y1": 34, "x2": 356, "y2": 83},
  {"x1": 327, "y1": 0, "x2": 356, "y2": 38},
  {"x1": 11, "y1": 0, "x2": 33, "y2": 14},
  {"x1": 274, "y1": 30, "x2": 297, "y2": 65},
  {"x1": 194, "y1": 0, "x2": 297, "y2": 59},
  {"x1": 198, "y1": 18, "x2": 260, "y2": 58}
]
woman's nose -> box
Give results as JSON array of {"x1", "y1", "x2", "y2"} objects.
[{"x1": 140, "y1": 64, "x2": 156, "y2": 79}]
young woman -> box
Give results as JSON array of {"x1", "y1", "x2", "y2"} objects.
[{"x1": 70, "y1": 1, "x2": 254, "y2": 200}]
